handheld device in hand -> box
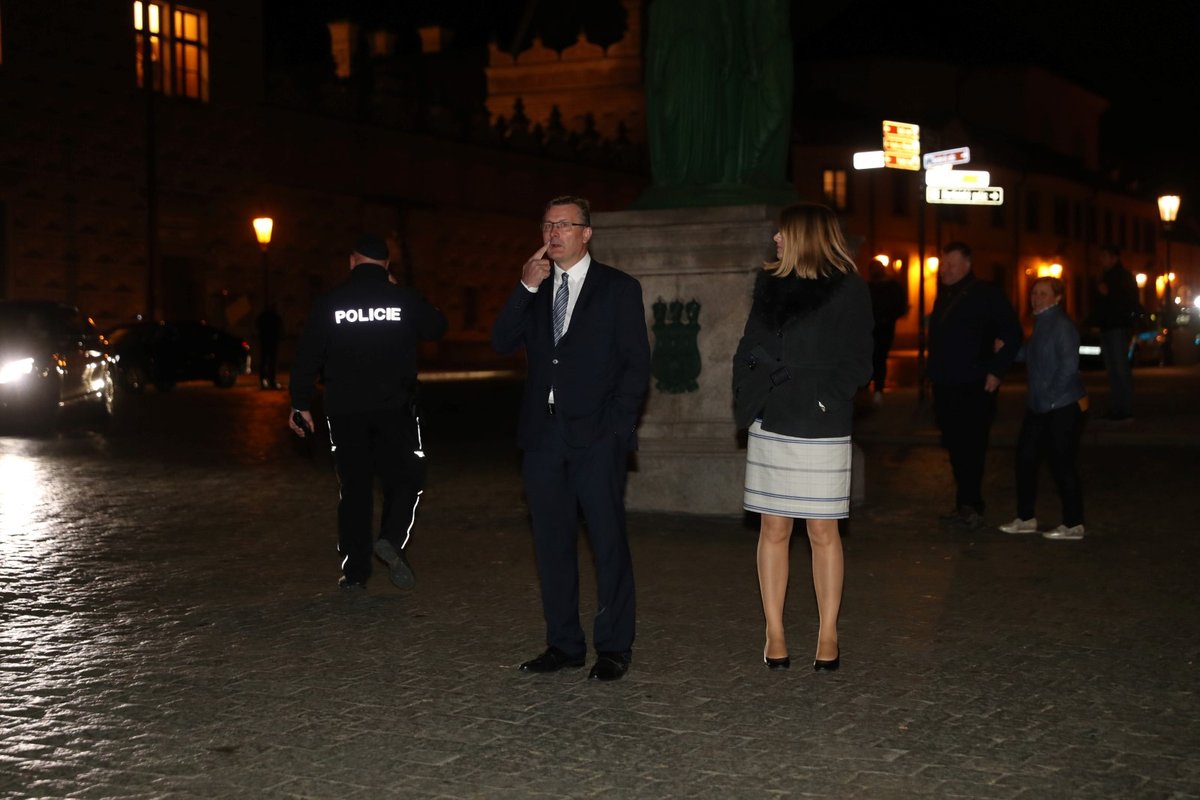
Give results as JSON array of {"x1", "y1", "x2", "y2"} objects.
[{"x1": 292, "y1": 411, "x2": 312, "y2": 435}]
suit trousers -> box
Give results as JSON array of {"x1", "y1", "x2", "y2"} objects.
[
  {"x1": 1015, "y1": 404, "x2": 1085, "y2": 526},
  {"x1": 327, "y1": 408, "x2": 426, "y2": 582},
  {"x1": 933, "y1": 381, "x2": 998, "y2": 514},
  {"x1": 521, "y1": 413, "x2": 636, "y2": 659}
]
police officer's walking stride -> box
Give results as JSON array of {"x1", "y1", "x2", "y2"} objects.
[{"x1": 289, "y1": 234, "x2": 448, "y2": 590}]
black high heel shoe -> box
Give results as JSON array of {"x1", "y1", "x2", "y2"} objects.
[
  {"x1": 763, "y1": 644, "x2": 790, "y2": 670},
  {"x1": 813, "y1": 647, "x2": 840, "y2": 672},
  {"x1": 763, "y1": 654, "x2": 791, "y2": 670}
]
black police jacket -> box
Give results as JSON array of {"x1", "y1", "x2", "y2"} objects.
[{"x1": 289, "y1": 264, "x2": 447, "y2": 416}]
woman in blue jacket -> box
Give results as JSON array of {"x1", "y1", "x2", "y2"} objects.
[
  {"x1": 732, "y1": 204, "x2": 873, "y2": 671},
  {"x1": 998, "y1": 277, "x2": 1088, "y2": 540}
]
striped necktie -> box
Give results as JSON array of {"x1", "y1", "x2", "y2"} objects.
[{"x1": 552, "y1": 270, "x2": 569, "y2": 344}]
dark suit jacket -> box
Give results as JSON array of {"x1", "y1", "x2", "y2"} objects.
[{"x1": 492, "y1": 259, "x2": 651, "y2": 452}]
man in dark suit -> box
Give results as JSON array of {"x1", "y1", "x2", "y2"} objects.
[{"x1": 492, "y1": 196, "x2": 651, "y2": 682}]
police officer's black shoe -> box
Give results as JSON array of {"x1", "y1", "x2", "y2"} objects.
[
  {"x1": 373, "y1": 538, "x2": 415, "y2": 589},
  {"x1": 338, "y1": 576, "x2": 367, "y2": 591}
]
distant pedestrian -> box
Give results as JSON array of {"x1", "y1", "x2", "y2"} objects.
[
  {"x1": 256, "y1": 305, "x2": 282, "y2": 390},
  {"x1": 1091, "y1": 244, "x2": 1139, "y2": 420},
  {"x1": 288, "y1": 234, "x2": 447, "y2": 591},
  {"x1": 867, "y1": 259, "x2": 909, "y2": 404},
  {"x1": 998, "y1": 277, "x2": 1088, "y2": 541},
  {"x1": 491, "y1": 196, "x2": 650, "y2": 683},
  {"x1": 927, "y1": 241, "x2": 1022, "y2": 530},
  {"x1": 732, "y1": 203, "x2": 873, "y2": 672}
]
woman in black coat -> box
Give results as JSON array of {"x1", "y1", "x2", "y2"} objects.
[{"x1": 732, "y1": 204, "x2": 874, "y2": 670}]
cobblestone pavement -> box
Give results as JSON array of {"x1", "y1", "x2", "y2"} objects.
[{"x1": 1, "y1": 368, "x2": 1198, "y2": 799}]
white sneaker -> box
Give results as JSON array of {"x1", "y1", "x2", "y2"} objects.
[
  {"x1": 998, "y1": 517, "x2": 1037, "y2": 534},
  {"x1": 1043, "y1": 524, "x2": 1085, "y2": 540}
]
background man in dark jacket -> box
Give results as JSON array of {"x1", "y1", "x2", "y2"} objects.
[
  {"x1": 1092, "y1": 244, "x2": 1140, "y2": 420},
  {"x1": 491, "y1": 196, "x2": 650, "y2": 682},
  {"x1": 867, "y1": 260, "x2": 909, "y2": 404},
  {"x1": 256, "y1": 304, "x2": 282, "y2": 390},
  {"x1": 927, "y1": 241, "x2": 1022, "y2": 530},
  {"x1": 289, "y1": 234, "x2": 447, "y2": 591}
]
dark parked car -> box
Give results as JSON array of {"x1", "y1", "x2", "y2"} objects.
[
  {"x1": 107, "y1": 320, "x2": 250, "y2": 391},
  {"x1": 0, "y1": 300, "x2": 115, "y2": 431},
  {"x1": 1078, "y1": 315, "x2": 1168, "y2": 370}
]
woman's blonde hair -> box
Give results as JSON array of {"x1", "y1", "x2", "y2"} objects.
[{"x1": 765, "y1": 203, "x2": 858, "y2": 279}]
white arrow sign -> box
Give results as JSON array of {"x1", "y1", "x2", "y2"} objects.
[
  {"x1": 925, "y1": 186, "x2": 1004, "y2": 205},
  {"x1": 923, "y1": 147, "x2": 971, "y2": 170},
  {"x1": 925, "y1": 169, "x2": 991, "y2": 188}
]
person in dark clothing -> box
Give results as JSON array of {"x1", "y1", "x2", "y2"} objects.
[
  {"x1": 1092, "y1": 244, "x2": 1139, "y2": 420},
  {"x1": 927, "y1": 241, "x2": 1022, "y2": 530},
  {"x1": 867, "y1": 260, "x2": 909, "y2": 403},
  {"x1": 256, "y1": 305, "x2": 283, "y2": 389},
  {"x1": 288, "y1": 234, "x2": 447, "y2": 591},
  {"x1": 491, "y1": 196, "x2": 650, "y2": 683},
  {"x1": 732, "y1": 203, "x2": 873, "y2": 673},
  {"x1": 998, "y1": 277, "x2": 1088, "y2": 541}
]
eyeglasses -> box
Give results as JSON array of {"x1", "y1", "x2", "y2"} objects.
[{"x1": 540, "y1": 221, "x2": 588, "y2": 233}]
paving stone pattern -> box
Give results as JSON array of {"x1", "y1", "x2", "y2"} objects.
[{"x1": 1, "y1": 370, "x2": 1198, "y2": 799}]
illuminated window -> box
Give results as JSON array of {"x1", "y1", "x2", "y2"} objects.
[
  {"x1": 172, "y1": 7, "x2": 208, "y2": 101},
  {"x1": 134, "y1": 1, "x2": 168, "y2": 93},
  {"x1": 133, "y1": 2, "x2": 208, "y2": 101},
  {"x1": 821, "y1": 169, "x2": 849, "y2": 211}
]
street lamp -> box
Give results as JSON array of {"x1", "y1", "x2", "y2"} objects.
[
  {"x1": 1157, "y1": 195, "x2": 1180, "y2": 316},
  {"x1": 253, "y1": 216, "x2": 274, "y2": 307}
]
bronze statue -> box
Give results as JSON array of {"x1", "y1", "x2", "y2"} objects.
[{"x1": 639, "y1": 0, "x2": 797, "y2": 208}]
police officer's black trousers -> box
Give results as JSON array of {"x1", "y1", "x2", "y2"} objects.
[{"x1": 326, "y1": 408, "x2": 426, "y2": 582}]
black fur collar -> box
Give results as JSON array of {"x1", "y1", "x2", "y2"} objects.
[{"x1": 753, "y1": 270, "x2": 847, "y2": 328}]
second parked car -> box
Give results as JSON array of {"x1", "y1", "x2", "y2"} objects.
[{"x1": 107, "y1": 320, "x2": 250, "y2": 391}]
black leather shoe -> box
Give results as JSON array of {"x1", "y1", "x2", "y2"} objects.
[
  {"x1": 518, "y1": 647, "x2": 586, "y2": 673},
  {"x1": 813, "y1": 649, "x2": 840, "y2": 672},
  {"x1": 373, "y1": 539, "x2": 415, "y2": 589},
  {"x1": 764, "y1": 655, "x2": 791, "y2": 670},
  {"x1": 338, "y1": 576, "x2": 367, "y2": 591},
  {"x1": 588, "y1": 652, "x2": 630, "y2": 682}
]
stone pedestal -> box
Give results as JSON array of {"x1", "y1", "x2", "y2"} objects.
[{"x1": 591, "y1": 205, "x2": 779, "y2": 515}]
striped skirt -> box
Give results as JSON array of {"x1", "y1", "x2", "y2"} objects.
[{"x1": 743, "y1": 421, "x2": 852, "y2": 519}]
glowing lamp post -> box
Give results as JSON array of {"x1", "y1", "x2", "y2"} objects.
[
  {"x1": 253, "y1": 217, "x2": 274, "y2": 307},
  {"x1": 1158, "y1": 195, "x2": 1180, "y2": 315}
]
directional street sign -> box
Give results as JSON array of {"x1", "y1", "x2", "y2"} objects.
[
  {"x1": 882, "y1": 120, "x2": 920, "y2": 171},
  {"x1": 925, "y1": 186, "x2": 1004, "y2": 205},
  {"x1": 925, "y1": 168, "x2": 991, "y2": 188},
  {"x1": 923, "y1": 147, "x2": 971, "y2": 170}
]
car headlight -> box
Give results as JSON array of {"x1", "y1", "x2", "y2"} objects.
[{"x1": 0, "y1": 357, "x2": 35, "y2": 384}]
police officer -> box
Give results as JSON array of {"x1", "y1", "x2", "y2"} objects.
[{"x1": 289, "y1": 234, "x2": 448, "y2": 591}]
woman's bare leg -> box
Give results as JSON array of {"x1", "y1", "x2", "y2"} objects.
[
  {"x1": 806, "y1": 518, "x2": 843, "y2": 661},
  {"x1": 757, "y1": 514, "x2": 794, "y2": 658}
]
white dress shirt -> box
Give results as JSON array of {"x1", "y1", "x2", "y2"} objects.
[{"x1": 523, "y1": 252, "x2": 591, "y2": 404}]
